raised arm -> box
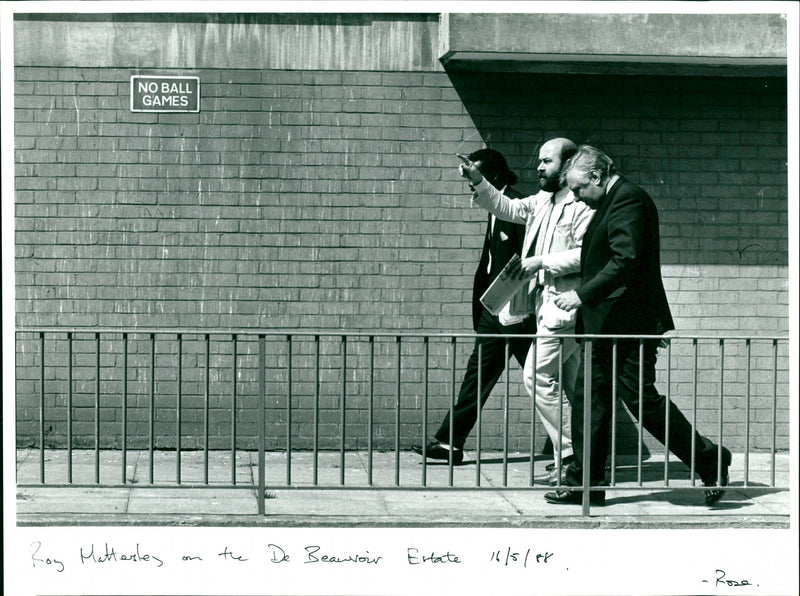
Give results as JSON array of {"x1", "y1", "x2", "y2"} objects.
[{"x1": 456, "y1": 153, "x2": 532, "y2": 224}]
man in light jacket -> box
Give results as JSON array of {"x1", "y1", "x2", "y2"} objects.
[{"x1": 458, "y1": 138, "x2": 594, "y2": 483}]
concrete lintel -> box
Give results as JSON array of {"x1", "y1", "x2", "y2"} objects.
[
  {"x1": 440, "y1": 13, "x2": 788, "y2": 74},
  {"x1": 443, "y1": 57, "x2": 787, "y2": 78}
]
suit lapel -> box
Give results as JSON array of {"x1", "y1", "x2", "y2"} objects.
[
  {"x1": 522, "y1": 193, "x2": 551, "y2": 258},
  {"x1": 581, "y1": 177, "x2": 625, "y2": 260}
]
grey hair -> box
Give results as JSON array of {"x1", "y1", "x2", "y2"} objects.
[{"x1": 560, "y1": 145, "x2": 616, "y2": 185}]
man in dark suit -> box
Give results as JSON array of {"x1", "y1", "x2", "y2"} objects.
[
  {"x1": 545, "y1": 145, "x2": 731, "y2": 506},
  {"x1": 413, "y1": 149, "x2": 534, "y2": 464}
]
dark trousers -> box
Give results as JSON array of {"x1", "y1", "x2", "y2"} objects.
[
  {"x1": 566, "y1": 338, "x2": 723, "y2": 486},
  {"x1": 434, "y1": 309, "x2": 533, "y2": 449}
]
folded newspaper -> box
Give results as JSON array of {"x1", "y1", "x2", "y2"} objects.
[{"x1": 479, "y1": 254, "x2": 527, "y2": 315}]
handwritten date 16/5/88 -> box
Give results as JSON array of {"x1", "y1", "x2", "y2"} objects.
[{"x1": 490, "y1": 547, "x2": 554, "y2": 568}]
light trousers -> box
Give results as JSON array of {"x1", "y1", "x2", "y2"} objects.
[{"x1": 523, "y1": 324, "x2": 580, "y2": 462}]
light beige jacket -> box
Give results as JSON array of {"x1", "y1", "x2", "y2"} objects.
[{"x1": 473, "y1": 178, "x2": 595, "y2": 329}]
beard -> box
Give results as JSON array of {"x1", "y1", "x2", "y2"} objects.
[{"x1": 538, "y1": 172, "x2": 560, "y2": 192}]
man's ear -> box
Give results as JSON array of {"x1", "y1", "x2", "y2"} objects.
[{"x1": 590, "y1": 170, "x2": 603, "y2": 186}]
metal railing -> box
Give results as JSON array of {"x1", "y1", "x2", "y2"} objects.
[{"x1": 15, "y1": 328, "x2": 789, "y2": 516}]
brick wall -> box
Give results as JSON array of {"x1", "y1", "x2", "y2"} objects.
[
  {"x1": 15, "y1": 64, "x2": 789, "y2": 453},
  {"x1": 15, "y1": 65, "x2": 520, "y2": 451}
]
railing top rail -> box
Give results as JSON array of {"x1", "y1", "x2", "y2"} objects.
[{"x1": 14, "y1": 327, "x2": 789, "y2": 341}]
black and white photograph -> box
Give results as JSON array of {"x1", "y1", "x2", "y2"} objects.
[{"x1": 3, "y1": 1, "x2": 798, "y2": 595}]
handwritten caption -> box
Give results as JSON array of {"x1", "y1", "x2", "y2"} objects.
[
  {"x1": 30, "y1": 541, "x2": 556, "y2": 574},
  {"x1": 29, "y1": 542, "x2": 761, "y2": 590}
]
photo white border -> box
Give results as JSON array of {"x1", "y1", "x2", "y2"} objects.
[{"x1": 3, "y1": 2, "x2": 797, "y2": 595}]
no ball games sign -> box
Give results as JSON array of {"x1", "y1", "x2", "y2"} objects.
[{"x1": 131, "y1": 75, "x2": 200, "y2": 112}]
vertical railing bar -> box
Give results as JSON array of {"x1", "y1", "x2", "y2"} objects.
[
  {"x1": 67, "y1": 332, "x2": 73, "y2": 484},
  {"x1": 395, "y1": 336, "x2": 402, "y2": 487},
  {"x1": 581, "y1": 340, "x2": 593, "y2": 517},
  {"x1": 771, "y1": 339, "x2": 778, "y2": 486},
  {"x1": 637, "y1": 339, "x2": 644, "y2": 486},
  {"x1": 421, "y1": 337, "x2": 429, "y2": 487},
  {"x1": 475, "y1": 342, "x2": 482, "y2": 487},
  {"x1": 744, "y1": 338, "x2": 752, "y2": 486},
  {"x1": 147, "y1": 333, "x2": 156, "y2": 484},
  {"x1": 313, "y1": 335, "x2": 320, "y2": 486},
  {"x1": 368, "y1": 336, "x2": 375, "y2": 486},
  {"x1": 149, "y1": 334, "x2": 155, "y2": 485},
  {"x1": 94, "y1": 333, "x2": 100, "y2": 484},
  {"x1": 717, "y1": 339, "x2": 724, "y2": 487},
  {"x1": 744, "y1": 339, "x2": 751, "y2": 487},
  {"x1": 284, "y1": 334, "x2": 293, "y2": 485},
  {"x1": 691, "y1": 338, "x2": 698, "y2": 484},
  {"x1": 204, "y1": 334, "x2": 210, "y2": 485},
  {"x1": 257, "y1": 335, "x2": 266, "y2": 515},
  {"x1": 176, "y1": 333, "x2": 182, "y2": 485},
  {"x1": 664, "y1": 340, "x2": 672, "y2": 487},
  {"x1": 555, "y1": 338, "x2": 564, "y2": 484},
  {"x1": 39, "y1": 332, "x2": 46, "y2": 484},
  {"x1": 122, "y1": 333, "x2": 128, "y2": 485},
  {"x1": 340, "y1": 335, "x2": 347, "y2": 486},
  {"x1": 502, "y1": 340, "x2": 510, "y2": 487},
  {"x1": 231, "y1": 335, "x2": 237, "y2": 486},
  {"x1": 449, "y1": 336, "x2": 456, "y2": 487},
  {"x1": 610, "y1": 340, "x2": 617, "y2": 486},
  {"x1": 529, "y1": 337, "x2": 537, "y2": 486}
]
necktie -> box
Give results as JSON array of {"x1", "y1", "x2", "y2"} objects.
[{"x1": 486, "y1": 212, "x2": 494, "y2": 274}]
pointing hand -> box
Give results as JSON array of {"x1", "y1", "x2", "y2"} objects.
[{"x1": 456, "y1": 153, "x2": 484, "y2": 185}]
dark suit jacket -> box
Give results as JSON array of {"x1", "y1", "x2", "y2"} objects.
[
  {"x1": 472, "y1": 187, "x2": 526, "y2": 331},
  {"x1": 575, "y1": 176, "x2": 674, "y2": 336}
]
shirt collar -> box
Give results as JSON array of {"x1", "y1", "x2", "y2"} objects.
[{"x1": 551, "y1": 186, "x2": 571, "y2": 205}]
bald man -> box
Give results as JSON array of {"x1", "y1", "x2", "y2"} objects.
[{"x1": 458, "y1": 138, "x2": 595, "y2": 483}]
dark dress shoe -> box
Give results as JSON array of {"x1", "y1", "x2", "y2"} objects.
[
  {"x1": 704, "y1": 446, "x2": 732, "y2": 506},
  {"x1": 412, "y1": 440, "x2": 464, "y2": 465},
  {"x1": 544, "y1": 489, "x2": 606, "y2": 506}
]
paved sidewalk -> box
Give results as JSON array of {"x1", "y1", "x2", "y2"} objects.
[{"x1": 15, "y1": 449, "x2": 791, "y2": 528}]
